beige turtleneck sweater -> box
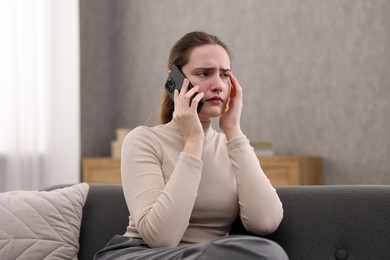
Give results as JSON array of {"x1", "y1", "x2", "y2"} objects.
[{"x1": 121, "y1": 120, "x2": 283, "y2": 248}]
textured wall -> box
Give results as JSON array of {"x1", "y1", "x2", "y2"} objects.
[{"x1": 80, "y1": 0, "x2": 390, "y2": 184}]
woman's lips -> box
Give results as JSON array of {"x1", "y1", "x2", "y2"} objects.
[{"x1": 206, "y1": 96, "x2": 223, "y2": 104}]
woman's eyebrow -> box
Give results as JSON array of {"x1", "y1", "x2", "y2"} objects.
[
  {"x1": 193, "y1": 67, "x2": 214, "y2": 71},
  {"x1": 193, "y1": 67, "x2": 231, "y2": 71}
]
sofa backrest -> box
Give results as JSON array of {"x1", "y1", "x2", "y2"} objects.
[
  {"x1": 78, "y1": 184, "x2": 129, "y2": 260},
  {"x1": 265, "y1": 185, "x2": 390, "y2": 259},
  {"x1": 79, "y1": 184, "x2": 390, "y2": 260}
]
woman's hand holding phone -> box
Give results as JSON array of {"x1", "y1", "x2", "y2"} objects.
[
  {"x1": 173, "y1": 79, "x2": 205, "y2": 159},
  {"x1": 219, "y1": 73, "x2": 244, "y2": 141}
]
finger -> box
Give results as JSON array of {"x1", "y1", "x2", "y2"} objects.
[
  {"x1": 174, "y1": 88, "x2": 187, "y2": 112},
  {"x1": 180, "y1": 85, "x2": 198, "y2": 108},
  {"x1": 190, "y1": 92, "x2": 204, "y2": 112},
  {"x1": 229, "y1": 73, "x2": 240, "y2": 89},
  {"x1": 173, "y1": 89, "x2": 179, "y2": 103},
  {"x1": 222, "y1": 102, "x2": 229, "y2": 114},
  {"x1": 229, "y1": 73, "x2": 242, "y2": 97},
  {"x1": 185, "y1": 84, "x2": 199, "y2": 98},
  {"x1": 180, "y1": 78, "x2": 190, "y2": 96}
]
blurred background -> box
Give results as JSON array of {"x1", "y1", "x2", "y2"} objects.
[{"x1": 1, "y1": 0, "x2": 389, "y2": 191}]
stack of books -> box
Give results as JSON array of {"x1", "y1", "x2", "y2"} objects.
[
  {"x1": 111, "y1": 128, "x2": 132, "y2": 159},
  {"x1": 250, "y1": 141, "x2": 274, "y2": 156}
]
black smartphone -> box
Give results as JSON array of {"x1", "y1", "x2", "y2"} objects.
[{"x1": 164, "y1": 65, "x2": 204, "y2": 113}]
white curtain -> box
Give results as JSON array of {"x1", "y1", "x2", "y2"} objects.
[{"x1": 0, "y1": 0, "x2": 80, "y2": 192}]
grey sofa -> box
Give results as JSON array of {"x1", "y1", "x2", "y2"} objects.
[{"x1": 63, "y1": 184, "x2": 390, "y2": 260}]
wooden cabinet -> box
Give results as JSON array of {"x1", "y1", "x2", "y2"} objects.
[
  {"x1": 82, "y1": 156, "x2": 322, "y2": 186},
  {"x1": 82, "y1": 157, "x2": 121, "y2": 184},
  {"x1": 259, "y1": 156, "x2": 322, "y2": 186}
]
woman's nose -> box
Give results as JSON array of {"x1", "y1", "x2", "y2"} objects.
[{"x1": 210, "y1": 76, "x2": 223, "y2": 92}]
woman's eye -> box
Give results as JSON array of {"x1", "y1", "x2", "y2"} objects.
[
  {"x1": 222, "y1": 73, "x2": 230, "y2": 78},
  {"x1": 197, "y1": 72, "x2": 208, "y2": 77}
]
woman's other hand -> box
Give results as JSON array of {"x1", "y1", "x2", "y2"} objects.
[{"x1": 219, "y1": 73, "x2": 244, "y2": 141}]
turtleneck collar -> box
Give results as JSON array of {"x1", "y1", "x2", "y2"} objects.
[{"x1": 201, "y1": 120, "x2": 212, "y2": 138}]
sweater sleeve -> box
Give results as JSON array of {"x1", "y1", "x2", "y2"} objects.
[
  {"x1": 227, "y1": 135, "x2": 283, "y2": 235},
  {"x1": 121, "y1": 127, "x2": 203, "y2": 248}
]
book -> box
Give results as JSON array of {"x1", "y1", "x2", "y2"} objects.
[
  {"x1": 111, "y1": 128, "x2": 132, "y2": 159},
  {"x1": 250, "y1": 141, "x2": 274, "y2": 156}
]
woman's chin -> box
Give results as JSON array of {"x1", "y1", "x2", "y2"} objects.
[{"x1": 199, "y1": 107, "x2": 223, "y2": 120}]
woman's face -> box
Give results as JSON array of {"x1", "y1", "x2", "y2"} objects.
[{"x1": 181, "y1": 44, "x2": 231, "y2": 122}]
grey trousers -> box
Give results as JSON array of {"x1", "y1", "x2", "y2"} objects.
[{"x1": 94, "y1": 235, "x2": 289, "y2": 260}]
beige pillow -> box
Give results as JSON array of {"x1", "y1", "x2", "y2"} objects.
[{"x1": 0, "y1": 183, "x2": 89, "y2": 260}]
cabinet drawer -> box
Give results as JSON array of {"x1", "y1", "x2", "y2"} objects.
[
  {"x1": 260, "y1": 156, "x2": 322, "y2": 186},
  {"x1": 82, "y1": 158, "x2": 121, "y2": 184},
  {"x1": 263, "y1": 166, "x2": 299, "y2": 186}
]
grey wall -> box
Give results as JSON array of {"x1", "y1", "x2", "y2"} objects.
[{"x1": 80, "y1": 0, "x2": 390, "y2": 184}]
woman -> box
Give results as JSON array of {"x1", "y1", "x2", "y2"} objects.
[{"x1": 95, "y1": 31, "x2": 288, "y2": 259}]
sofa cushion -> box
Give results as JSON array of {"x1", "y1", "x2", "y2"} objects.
[{"x1": 0, "y1": 183, "x2": 89, "y2": 260}]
